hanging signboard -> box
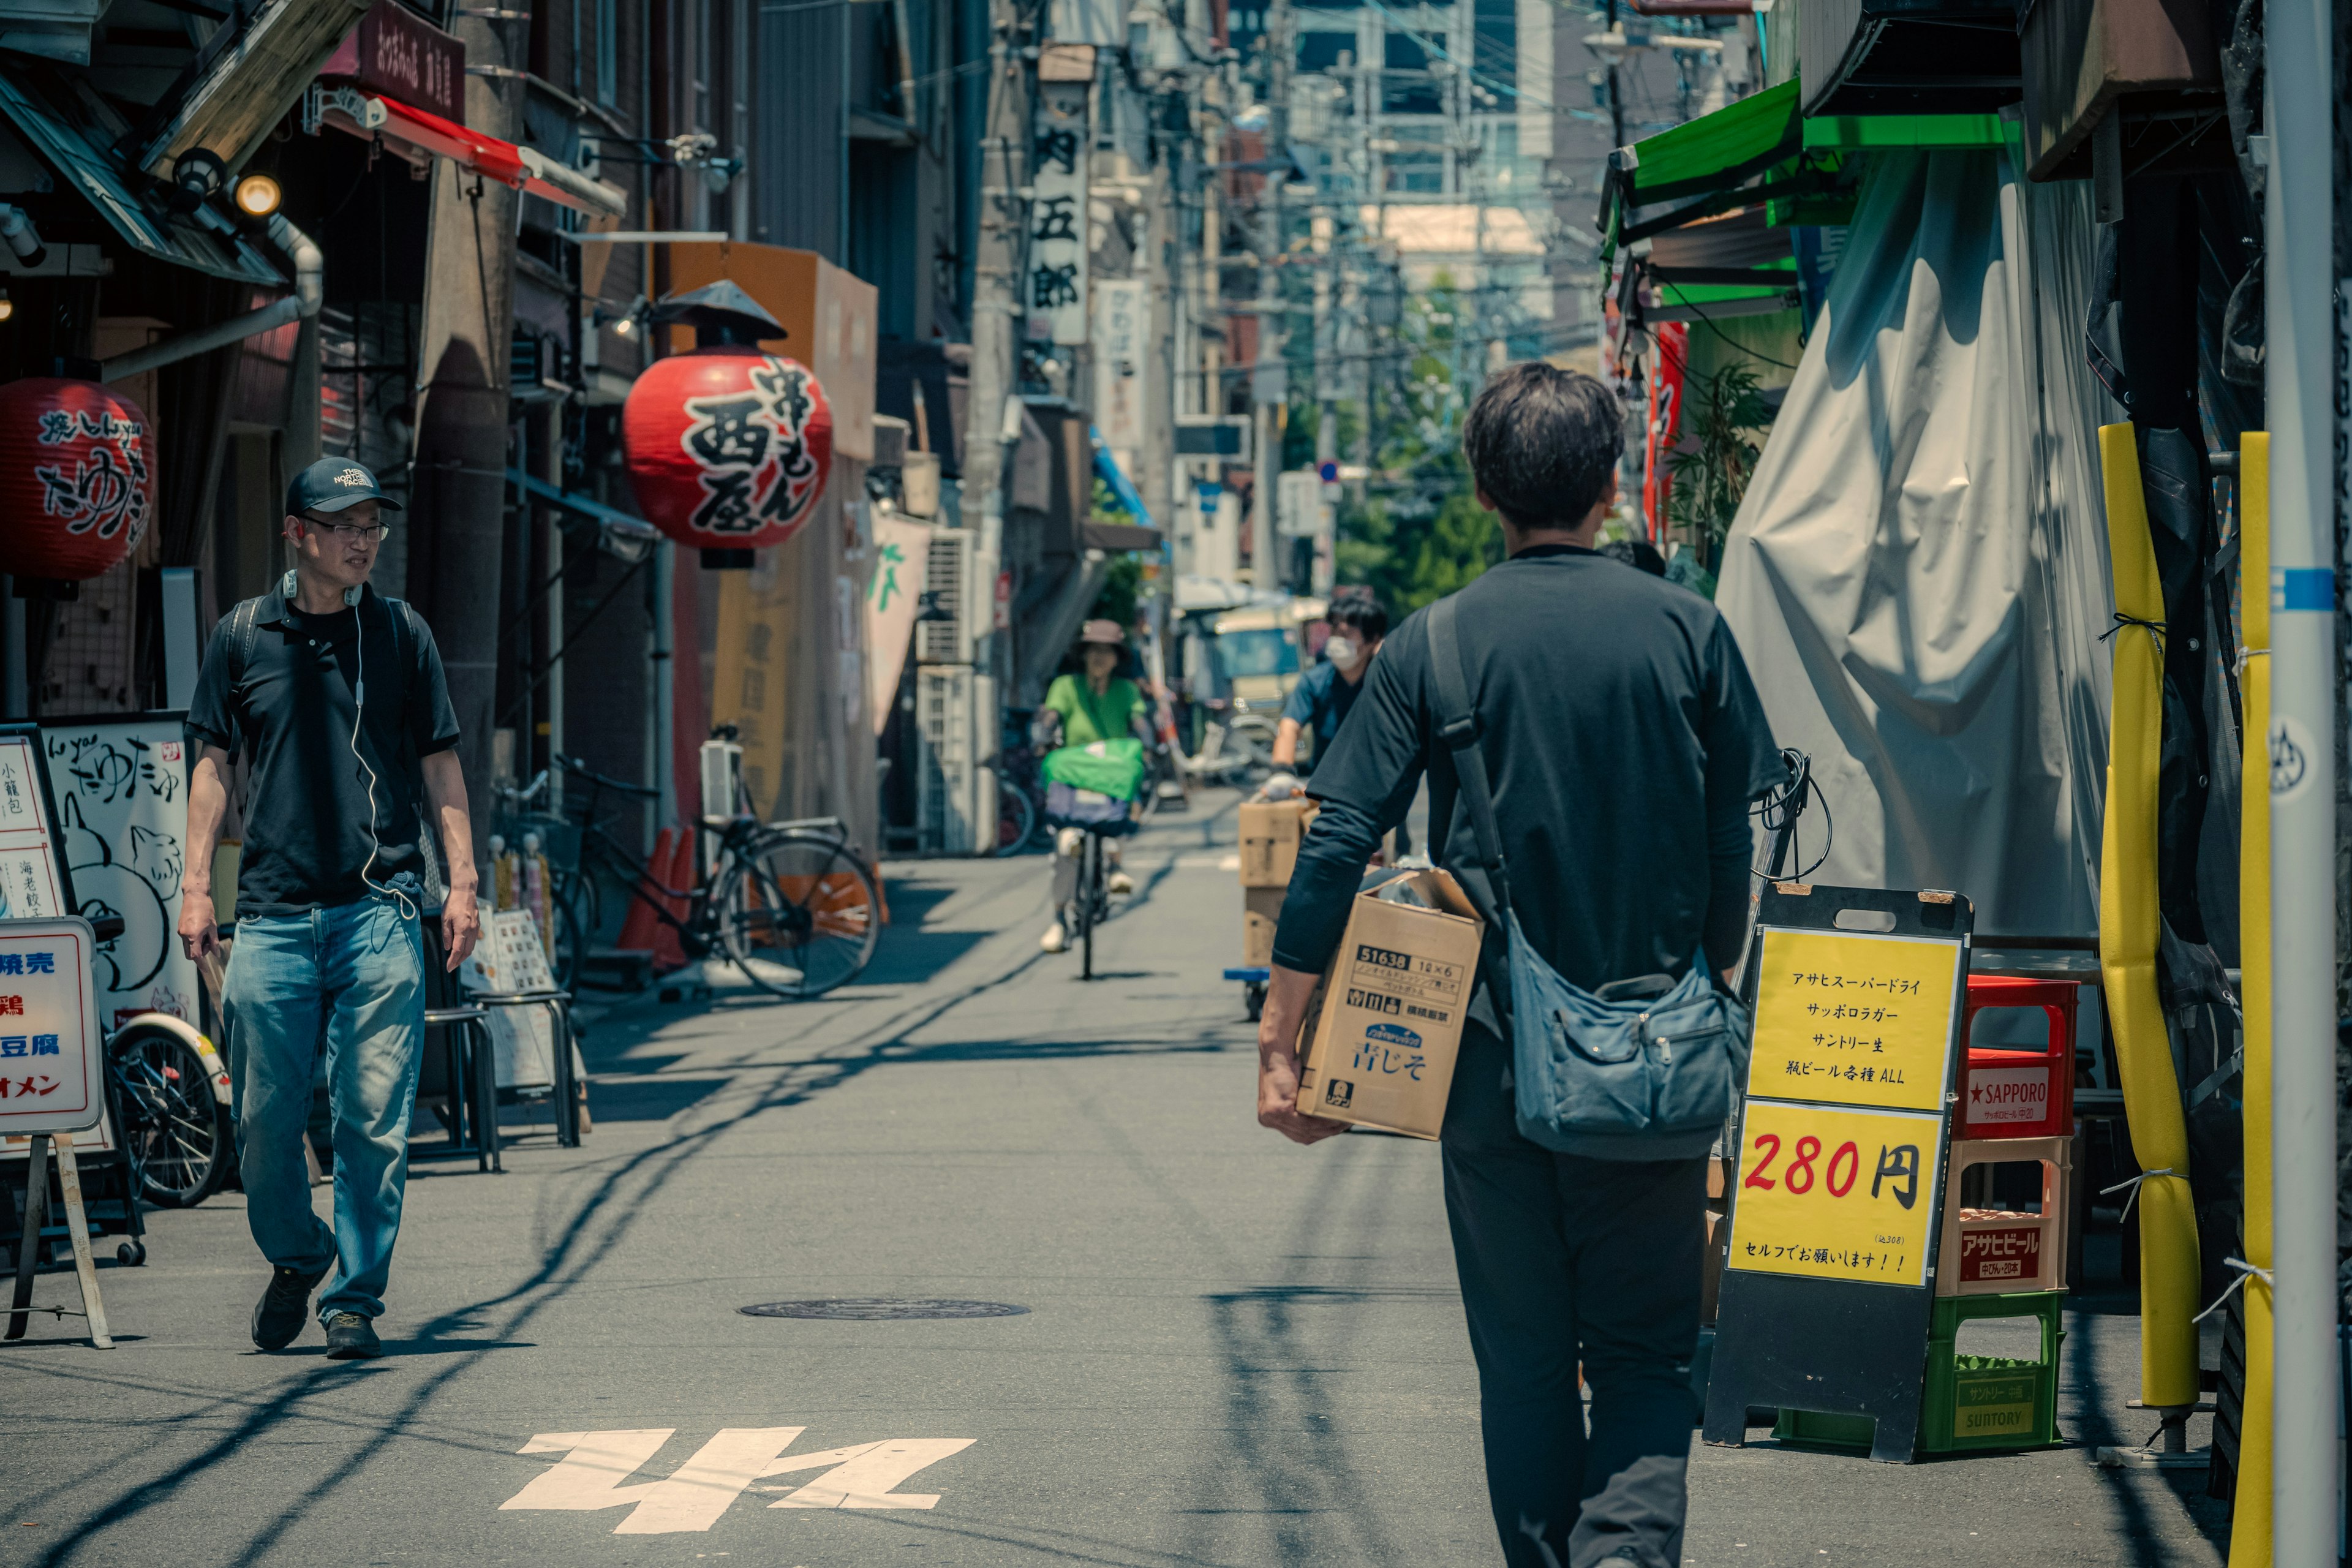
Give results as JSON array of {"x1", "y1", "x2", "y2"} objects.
[
  {"x1": 0, "y1": 916, "x2": 103, "y2": 1136},
  {"x1": 0, "y1": 727, "x2": 69, "y2": 921},
  {"x1": 1094, "y1": 279, "x2": 1147, "y2": 452},
  {"x1": 1703, "y1": 884, "x2": 1972, "y2": 1464},
  {"x1": 42, "y1": 713, "x2": 198, "y2": 1033},
  {"x1": 1030, "y1": 77, "x2": 1091, "y2": 347}
]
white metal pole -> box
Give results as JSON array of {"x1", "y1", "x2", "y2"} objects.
[{"x1": 2264, "y1": 5, "x2": 2340, "y2": 1561}]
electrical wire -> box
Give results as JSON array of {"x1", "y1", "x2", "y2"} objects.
[{"x1": 1751, "y1": 748, "x2": 1832, "y2": 881}]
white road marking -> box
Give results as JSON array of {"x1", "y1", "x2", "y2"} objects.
[
  {"x1": 502, "y1": 1429, "x2": 973, "y2": 1532},
  {"x1": 763, "y1": 1439, "x2": 976, "y2": 1509},
  {"x1": 1167, "y1": 853, "x2": 1240, "y2": 870}
]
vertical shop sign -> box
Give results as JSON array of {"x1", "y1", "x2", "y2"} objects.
[
  {"x1": 1031, "y1": 81, "x2": 1091, "y2": 347},
  {"x1": 1094, "y1": 279, "x2": 1146, "y2": 451}
]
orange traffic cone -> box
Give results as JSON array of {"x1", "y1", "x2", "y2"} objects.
[
  {"x1": 617, "y1": 826, "x2": 675, "y2": 956},
  {"x1": 650, "y1": 829, "x2": 694, "y2": 973}
]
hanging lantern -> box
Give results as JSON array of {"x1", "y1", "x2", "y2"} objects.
[
  {"x1": 621, "y1": 281, "x2": 832, "y2": 558},
  {"x1": 0, "y1": 378, "x2": 154, "y2": 581}
]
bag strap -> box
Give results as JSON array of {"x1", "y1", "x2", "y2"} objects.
[{"x1": 1427, "y1": 594, "x2": 1515, "y2": 925}]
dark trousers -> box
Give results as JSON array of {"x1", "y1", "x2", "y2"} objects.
[{"x1": 1440, "y1": 1021, "x2": 1708, "y2": 1568}]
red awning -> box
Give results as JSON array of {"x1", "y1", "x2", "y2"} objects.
[{"x1": 315, "y1": 86, "x2": 626, "y2": 217}]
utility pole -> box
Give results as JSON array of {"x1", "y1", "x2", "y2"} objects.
[
  {"x1": 412, "y1": 9, "x2": 526, "y2": 850},
  {"x1": 1249, "y1": 0, "x2": 1289, "y2": 594},
  {"x1": 963, "y1": 0, "x2": 1035, "y2": 649},
  {"x1": 2261, "y1": 1, "x2": 2339, "y2": 1559}
]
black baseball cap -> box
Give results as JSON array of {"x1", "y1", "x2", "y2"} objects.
[{"x1": 286, "y1": 458, "x2": 403, "y2": 518}]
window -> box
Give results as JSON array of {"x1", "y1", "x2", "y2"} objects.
[
  {"x1": 595, "y1": 0, "x2": 616, "y2": 106},
  {"x1": 1215, "y1": 628, "x2": 1301, "y2": 680}
]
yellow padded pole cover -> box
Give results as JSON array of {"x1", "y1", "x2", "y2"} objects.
[
  {"x1": 2096, "y1": 423, "x2": 2202, "y2": 1408},
  {"x1": 2229, "y1": 433, "x2": 2272, "y2": 1567}
]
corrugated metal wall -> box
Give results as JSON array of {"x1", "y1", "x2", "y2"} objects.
[{"x1": 756, "y1": 2, "x2": 848, "y2": 260}]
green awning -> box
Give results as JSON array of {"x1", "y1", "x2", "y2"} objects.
[
  {"x1": 1598, "y1": 78, "x2": 1802, "y2": 247},
  {"x1": 0, "y1": 72, "x2": 284, "y2": 286}
]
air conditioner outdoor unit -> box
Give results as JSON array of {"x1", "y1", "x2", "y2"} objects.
[
  {"x1": 918, "y1": 527, "x2": 980, "y2": 665},
  {"x1": 915, "y1": 665, "x2": 999, "y2": 856}
]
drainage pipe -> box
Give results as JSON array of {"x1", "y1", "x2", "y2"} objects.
[{"x1": 99, "y1": 214, "x2": 320, "y2": 382}]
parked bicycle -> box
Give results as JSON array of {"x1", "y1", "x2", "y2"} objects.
[
  {"x1": 542, "y1": 751, "x2": 883, "y2": 998},
  {"x1": 992, "y1": 707, "x2": 1047, "y2": 857}
]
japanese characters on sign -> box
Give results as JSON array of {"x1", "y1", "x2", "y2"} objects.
[
  {"x1": 1746, "y1": 927, "x2": 1964, "y2": 1113},
  {"x1": 47, "y1": 718, "x2": 198, "y2": 1033},
  {"x1": 1724, "y1": 1099, "x2": 1945, "y2": 1289},
  {"x1": 1030, "y1": 83, "x2": 1090, "y2": 346},
  {"x1": 0, "y1": 918, "x2": 100, "y2": 1136},
  {"x1": 0, "y1": 736, "x2": 65, "y2": 922},
  {"x1": 1093, "y1": 279, "x2": 1146, "y2": 451}
]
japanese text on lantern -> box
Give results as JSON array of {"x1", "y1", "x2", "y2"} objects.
[
  {"x1": 1746, "y1": 927, "x2": 1962, "y2": 1112},
  {"x1": 679, "y1": 360, "x2": 824, "y2": 535}
]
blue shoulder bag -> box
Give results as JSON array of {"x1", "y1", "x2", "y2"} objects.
[{"x1": 1426, "y1": 594, "x2": 1749, "y2": 1148}]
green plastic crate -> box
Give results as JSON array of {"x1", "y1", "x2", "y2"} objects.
[
  {"x1": 1920, "y1": 1291, "x2": 2064, "y2": 1453},
  {"x1": 1769, "y1": 1291, "x2": 2065, "y2": 1458}
]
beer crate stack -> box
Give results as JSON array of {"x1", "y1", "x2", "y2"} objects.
[
  {"x1": 1781, "y1": 973, "x2": 2082, "y2": 1455},
  {"x1": 1236, "y1": 799, "x2": 1315, "y2": 967}
]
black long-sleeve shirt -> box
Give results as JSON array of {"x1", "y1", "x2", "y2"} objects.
[{"x1": 1270, "y1": 545, "x2": 1784, "y2": 1035}]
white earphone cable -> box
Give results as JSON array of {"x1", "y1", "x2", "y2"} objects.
[{"x1": 350, "y1": 595, "x2": 417, "y2": 923}]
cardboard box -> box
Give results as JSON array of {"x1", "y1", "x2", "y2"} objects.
[
  {"x1": 1293, "y1": 867, "x2": 1484, "y2": 1139},
  {"x1": 1243, "y1": 886, "x2": 1286, "y2": 967},
  {"x1": 1238, "y1": 799, "x2": 1317, "y2": 887}
]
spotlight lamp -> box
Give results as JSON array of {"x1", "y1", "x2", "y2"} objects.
[{"x1": 233, "y1": 172, "x2": 283, "y2": 218}]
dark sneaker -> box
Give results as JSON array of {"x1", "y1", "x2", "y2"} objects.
[
  {"x1": 323, "y1": 1311, "x2": 383, "y2": 1360},
  {"x1": 251, "y1": 1265, "x2": 327, "y2": 1351}
]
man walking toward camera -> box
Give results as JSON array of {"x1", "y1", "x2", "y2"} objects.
[
  {"x1": 178, "y1": 458, "x2": 480, "y2": 1361},
  {"x1": 1255, "y1": 364, "x2": 1782, "y2": 1568}
]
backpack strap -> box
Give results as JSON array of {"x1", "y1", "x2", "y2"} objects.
[{"x1": 1427, "y1": 592, "x2": 1515, "y2": 925}]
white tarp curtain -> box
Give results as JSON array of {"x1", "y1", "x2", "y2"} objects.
[{"x1": 1715, "y1": 149, "x2": 2122, "y2": 937}]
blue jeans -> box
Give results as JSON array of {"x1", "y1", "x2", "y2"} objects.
[{"x1": 222, "y1": 891, "x2": 425, "y2": 1324}]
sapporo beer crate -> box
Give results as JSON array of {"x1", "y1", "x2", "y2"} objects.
[
  {"x1": 1954, "y1": 974, "x2": 2080, "y2": 1142},
  {"x1": 1774, "y1": 1291, "x2": 2065, "y2": 1455},
  {"x1": 1937, "y1": 1135, "x2": 2071, "y2": 1296}
]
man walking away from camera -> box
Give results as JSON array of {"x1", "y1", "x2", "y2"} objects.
[
  {"x1": 1254, "y1": 363, "x2": 1782, "y2": 1568},
  {"x1": 179, "y1": 458, "x2": 481, "y2": 1362}
]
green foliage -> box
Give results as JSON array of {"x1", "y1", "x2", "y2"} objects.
[
  {"x1": 1330, "y1": 270, "x2": 1498, "y2": 611},
  {"x1": 1665, "y1": 363, "x2": 1773, "y2": 569},
  {"x1": 1090, "y1": 552, "x2": 1144, "y2": 629}
]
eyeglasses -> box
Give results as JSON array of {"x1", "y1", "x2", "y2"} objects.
[{"x1": 306, "y1": 518, "x2": 391, "y2": 543}]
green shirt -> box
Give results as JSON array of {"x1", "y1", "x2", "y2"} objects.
[{"x1": 1044, "y1": 674, "x2": 1143, "y2": 747}]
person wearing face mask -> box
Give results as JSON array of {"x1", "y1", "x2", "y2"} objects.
[{"x1": 1270, "y1": 587, "x2": 1387, "y2": 778}]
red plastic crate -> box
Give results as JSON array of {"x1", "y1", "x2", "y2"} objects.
[{"x1": 1956, "y1": 974, "x2": 2079, "y2": 1140}]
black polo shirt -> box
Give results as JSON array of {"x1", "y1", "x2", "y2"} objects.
[
  {"x1": 186, "y1": 583, "x2": 460, "y2": 918},
  {"x1": 1272, "y1": 545, "x2": 1784, "y2": 1022}
]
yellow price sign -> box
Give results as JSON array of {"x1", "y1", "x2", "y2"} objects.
[
  {"x1": 1724, "y1": 1099, "x2": 1945, "y2": 1289},
  {"x1": 1746, "y1": 927, "x2": 1963, "y2": 1112}
]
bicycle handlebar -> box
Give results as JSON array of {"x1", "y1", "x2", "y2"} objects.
[{"x1": 554, "y1": 752, "x2": 661, "y2": 800}]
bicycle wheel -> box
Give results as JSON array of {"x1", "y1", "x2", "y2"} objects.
[
  {"x1": 111, "y1": 1027, "x2": 233, "y2": 1208},
  {"x1": 995, "y1": 774, "x2": 1036, "y2": 858},
  {"x1": 1078, "y1": 834, "x2": 1098, "y2": 980},
  {"x1": 546, "y1": 871, "x2": 590, "y2": 991},
  {"x1": 716, "y1": 829, "x2": 882, "y2": 998}
]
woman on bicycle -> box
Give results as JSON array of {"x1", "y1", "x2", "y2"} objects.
[{"x1": 1035, "y1": 619, "x2": 1153, "y2": 954}]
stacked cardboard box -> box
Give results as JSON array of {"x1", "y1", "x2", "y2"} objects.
[{"x1": 1237, "y1": 800, "x2": 1316, "y2": 967}]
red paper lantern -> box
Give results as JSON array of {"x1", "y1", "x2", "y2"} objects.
[
  {"x1": 0, "y1": 378, "x2": 154, "y2": 581},
  {"x1": 622, "y1": 349, "x2": 832, "y2": 553}
]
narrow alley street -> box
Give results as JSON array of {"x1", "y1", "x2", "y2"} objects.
[{"x1": 1, "y1": 793, "x2": 2231, "y2": 1566}]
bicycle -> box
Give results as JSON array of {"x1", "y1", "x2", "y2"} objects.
[
  {"x1": 548, "y1": 752, "x2": 883, "y2": 999},
  {"x1": 991, "y1": 710, "x2": 1045, "y2": 857}
]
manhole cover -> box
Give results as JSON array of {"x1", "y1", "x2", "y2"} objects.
[{"x1": 739, "y1": 1298, "x2": 1030, "y2": 1321}]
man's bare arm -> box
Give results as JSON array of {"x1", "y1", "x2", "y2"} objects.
[
  {"x1": 176, "y1": 745, "x2": 233, "y2": 962},
  {"x1": 1270, "y1": 717, "x2": 1303, "y2": 769},
  {"x1": 1256, "y1": 963, "x2": 1349, "y2": 1144},
  {"x1": 422, "y1": 750, "x2": 481, "y2": 970}
]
